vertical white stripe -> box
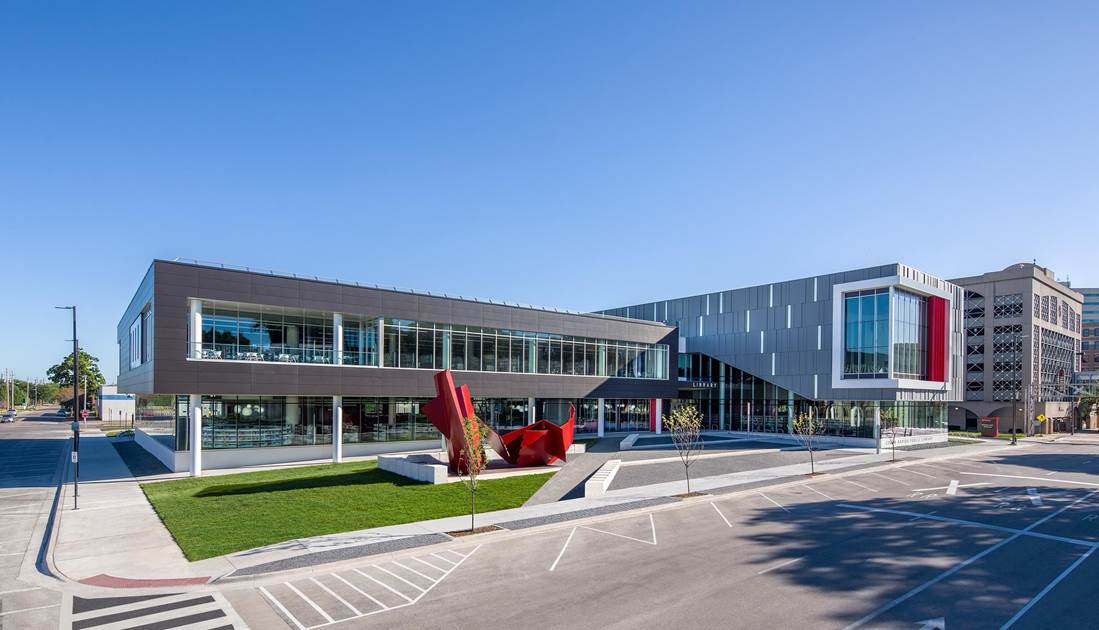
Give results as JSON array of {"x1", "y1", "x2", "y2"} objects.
[
  {"x1": 787, "y1": 304, "x2": 792, "y2": 328},
  {"x1": 813, "y1": 277, "x2": 818, "y2": 302},
  {"x1": 698, "y1": 315, "x2": 703, "y2": 336},
  {"x1": 771, "y1": 353, "x2": 776, "y2": 375},
  {"x1": 746, "y1": 310, "x2": 751, "y2": 333},
  {"x1": 817, "y1": 325, "x2": 822, "y2": 350},
  {"x1": 719, "y1": 293, "x2": 724, "y2": 314},
  {"x1": 769, "y1": 285, "x2": 774, "y2": 308},
  {"x1": 760, "y1": 330, "x2": 765, "y2": 353},
  {"x1": 706, "y1": 295, "x2": 710, "y2": 315},
  {"x1": 814, "y1": 374, "x2": 818, "y2": 398}
]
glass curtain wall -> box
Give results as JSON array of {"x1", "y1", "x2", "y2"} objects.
[
  {"x1": 892, "y1": 290, "x2": 928, "y2": 379},
  {"x1": 843, "y1": 288, "x2": 890, "y2": 379},
  {"x1": 378, "y1": 318, "x2": 668, "y2": 379},
  {"x1": 194, "y1": 299, "x2": 668, "y2": 380}
]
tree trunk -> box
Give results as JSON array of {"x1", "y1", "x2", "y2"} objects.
[
  {"x1": 809, "y1": 446, "x2": 815, "y2": 475},
  {"x1": 470, "y1": 490, "x2": 476, "y2": 532},
  {"x1": 685, "y1": 465, "x2": 691, "y2": 494}
]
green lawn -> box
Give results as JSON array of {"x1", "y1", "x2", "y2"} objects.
[{"x1": 142, "y1": 461, "x2": 552, "y2": 561}]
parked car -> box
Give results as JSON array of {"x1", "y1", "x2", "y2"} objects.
[
  {"x1": 2, "y1": 410, "x2": 15, "y2": 422},
  {"x1": 57, "y1": 409, "x2": 68, "y2": 417}
]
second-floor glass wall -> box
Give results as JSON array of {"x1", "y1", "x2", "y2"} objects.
[{"x1": 193, "y1": 300, "x2": 669, "y2": 380}]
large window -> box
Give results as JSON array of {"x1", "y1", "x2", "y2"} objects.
[
  {"x1": 892, "y1": 289, "x2": 928, "y2": 379},
  {"x1": 843, "y1": 289, "x2": 890, "y2": 379},
  {"x1": 193, "y1": 299, "x2": 669, "y2": 380}
]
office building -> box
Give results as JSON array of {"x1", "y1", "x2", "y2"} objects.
[{"x1": 948, "y1": 263, "x2": 1082, "y2": 433}]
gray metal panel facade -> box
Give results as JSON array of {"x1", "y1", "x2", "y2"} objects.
[
  {"x1": 600, "y1": 264, "x2": 965, "y2": 402},
  {"x1": 118, "y1": 260, "x2": 678, "y2": 400}
]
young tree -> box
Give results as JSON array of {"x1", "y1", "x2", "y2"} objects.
[
  {"x1": 879, "y1": 412, "x2": 900, "y2": 462},
  {"x1": 792, "y1": 411, "x2": 825, "y2": 475},
  {"x1": 1077, "y1": 386, "x2": 1099, "y2": 430},
  {"x1": 457, "y1": 414, "x2": 491, "y2": 532},
  {"x1": 664, "y1": 404, "x2": 704, "y2": 495},
  {"x1": 47, "y1": 349, "x2": 106, "y2": 395}
]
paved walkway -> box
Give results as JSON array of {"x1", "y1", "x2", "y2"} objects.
[{"x1": 51, "y1": 430, "x2": 234, "y2": 583}]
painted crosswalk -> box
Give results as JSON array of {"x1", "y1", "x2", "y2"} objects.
[
  {"x1": 70, "y1": 591, "x2": 249, "y2": 629},
  {"x1": 258, "y1": 545, "x2": 481, "y2": 629}
]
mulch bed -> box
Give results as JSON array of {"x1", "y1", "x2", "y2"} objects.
[
  {"x1": 673, "y1": 491, "x2": 708, "y2": 499},
  {"x1": 446, "y1": 525, "x2": 503, "y2": 537}
]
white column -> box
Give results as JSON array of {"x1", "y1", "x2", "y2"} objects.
[
  {"x1": 873, "y1": 401, "x2": 882, "y2": 454},
  {"x1": 188, "y1": 299, "x2": 202, "y2": 359},
  {"x1": 333, "y1": 313, "x2": 344, "y2": 365},
  {"x1": 597, "y1": 398, "x2": 605, "y2": 437},
  {"x1": 189, "y1": 394, "x2": 202, "y2": 476},
  {"x1": 718, "y1": 363, "x2": 726, "y2": 431},
  {"x1": 376, "y1": 318, "x2": 385, "y2": 367},
  {"x1": 654, "y1": 398, "x2": 664, "y2": 434},
  {"x1": 528, "y1": 397, "x2": 536, "y2": 423},
  {"x1": 332, "y1": 396, "x2": 343, "y2": 463}
]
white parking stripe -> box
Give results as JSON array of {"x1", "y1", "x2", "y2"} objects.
[
  {"x1": 375, "y1": 565, "x2": 427, "y2": 592},
  {"x1": 285, "y1": 582, "x2": 335, "y2": 624},
  {"x1": 260, "y1": 587, "x2": 306, "y2": 630},
  {"x1": 711, "y1": 502, "x2": 732, "y2": 528},
  {"x1": 390, "y1": 560, "x2": 435, "y2": 582},
  {"x1": 354, "y1": 569, "x2": 415, "y2": 603},
  {"x1": 758, "y1": 492, "x2": 790, "y2": 513},
  {"x1": 870, "y1": 472, "x2": 911, "y2": 486},
  {"x1": 1001, "y1": 546, "x2": 1098, "y2": 629},
  {"x1": 311, "y1": 576, "x2": 361, "y2": 617},
  {"x1": 842, "y1": 479, "x2": 877, "y2": 493},
  {"x1": 806, "y1": 485, "x2": 836, "y2": 501},
  {"x1": 757, "y1": 557, "x2": 803, "y2": 575},
  {"x1": 961, "y1": 473, "x2": 1099, "y2": 487},
  {"x1": 897, "y1": 467, "x2": 938, "y2": 479},
  {"x1": 331, "y1": 573, "x2": 388, "y2": 611},
  {"x1": 411, "y1": 556, "x2": 447, "y2": 573},
  {"x1": 549, "y1": 528, "x2": 577, "y2": 572},
  {"x1": 429, "y1": 552, "x2": 457, "y2": 566}
]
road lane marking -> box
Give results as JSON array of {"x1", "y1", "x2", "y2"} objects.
[
  {"x1": 758, "y1": 492, "x2": 790, "y2": 513},
  {"x1": 909, "y1": 511, "x2": 936, "y2": 522},
  {"x1": 711, "y1": 502, "x2": 732, "y2": 528},
  {"x1": 947, "y1": 480, "x2": 959, "y2": 495},
  {"x1": 548, "y1": 528, "x2": 577, "y2": 572},
  {"x1": 806, "y1": 485, "x2": 836, "y2": 501},
  {"x1": 0, "y1": 587, "x2": 40, "y2": 595},
  {"x1": 842, "y1": 490, "x2": 1099, "y2": 629},
  {"x1": 757, "y1": 557, "x2": 803, "y2": 575},
  {"x1": 1001, "y1": 545, "x2": 1099, "y2": 629}
]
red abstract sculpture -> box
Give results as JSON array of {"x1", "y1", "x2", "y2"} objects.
[{"x1": 423, "y1": 370, "x2": 574, "y2": 473}]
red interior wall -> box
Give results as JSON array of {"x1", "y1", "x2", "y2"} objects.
[{"x1": 927, "y1": 296, "x2": 948, "y2": 382}]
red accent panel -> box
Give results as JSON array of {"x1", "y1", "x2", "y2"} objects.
[
  {"x1": 649, "y1": 399, "x2": 657, "y2": 432},
  {"x1": 423, "y1": 370, "x2": 574, "y2": 472},
  {"x1": 927, "y1": 296, "x2": 949, "y2": 382}
]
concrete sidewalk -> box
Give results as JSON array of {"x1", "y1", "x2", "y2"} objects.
[{"x1": 51, "y1": 431, "x2": 236, "y2": 584}]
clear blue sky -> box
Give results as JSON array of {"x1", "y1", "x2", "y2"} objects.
[{"x1": 2, "y1": 2, "x2": 1097, "y2": 382}]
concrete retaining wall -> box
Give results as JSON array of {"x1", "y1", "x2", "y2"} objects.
[{"x1": 378, "y1": 454, "x2": 449, "y2": 484}]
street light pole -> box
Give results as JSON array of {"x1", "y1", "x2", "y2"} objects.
[{"x1": 55, "y1": 306, "x2": 78, "y2": 421}]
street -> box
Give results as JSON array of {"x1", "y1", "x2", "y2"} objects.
[
  {"x1": 222, "y1": 440, "x2": 1099, "y2": 630},
  {"x1": 0, "y1": 409, "x2": 68, "y2": 630}
]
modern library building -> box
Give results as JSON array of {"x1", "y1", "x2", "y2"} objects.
[{"x1": 119, "y1": 259, "x2": 963, "y2": 474}]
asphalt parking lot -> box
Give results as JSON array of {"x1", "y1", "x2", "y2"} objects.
[{"x1": 226, "y1": 441, "x2": 1099, "y2": 629}]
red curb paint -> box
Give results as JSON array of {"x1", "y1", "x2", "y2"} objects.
[{"x1": 79, "y1": 574, "x2": 210, "y2": 588}]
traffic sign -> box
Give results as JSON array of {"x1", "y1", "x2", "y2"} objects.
[
  {"x1": 71, "y1": 452, "x2": 78, "y2": 463},
  {"x1": 80, "y1": 409, "x2": 89, "y2": 420}
]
